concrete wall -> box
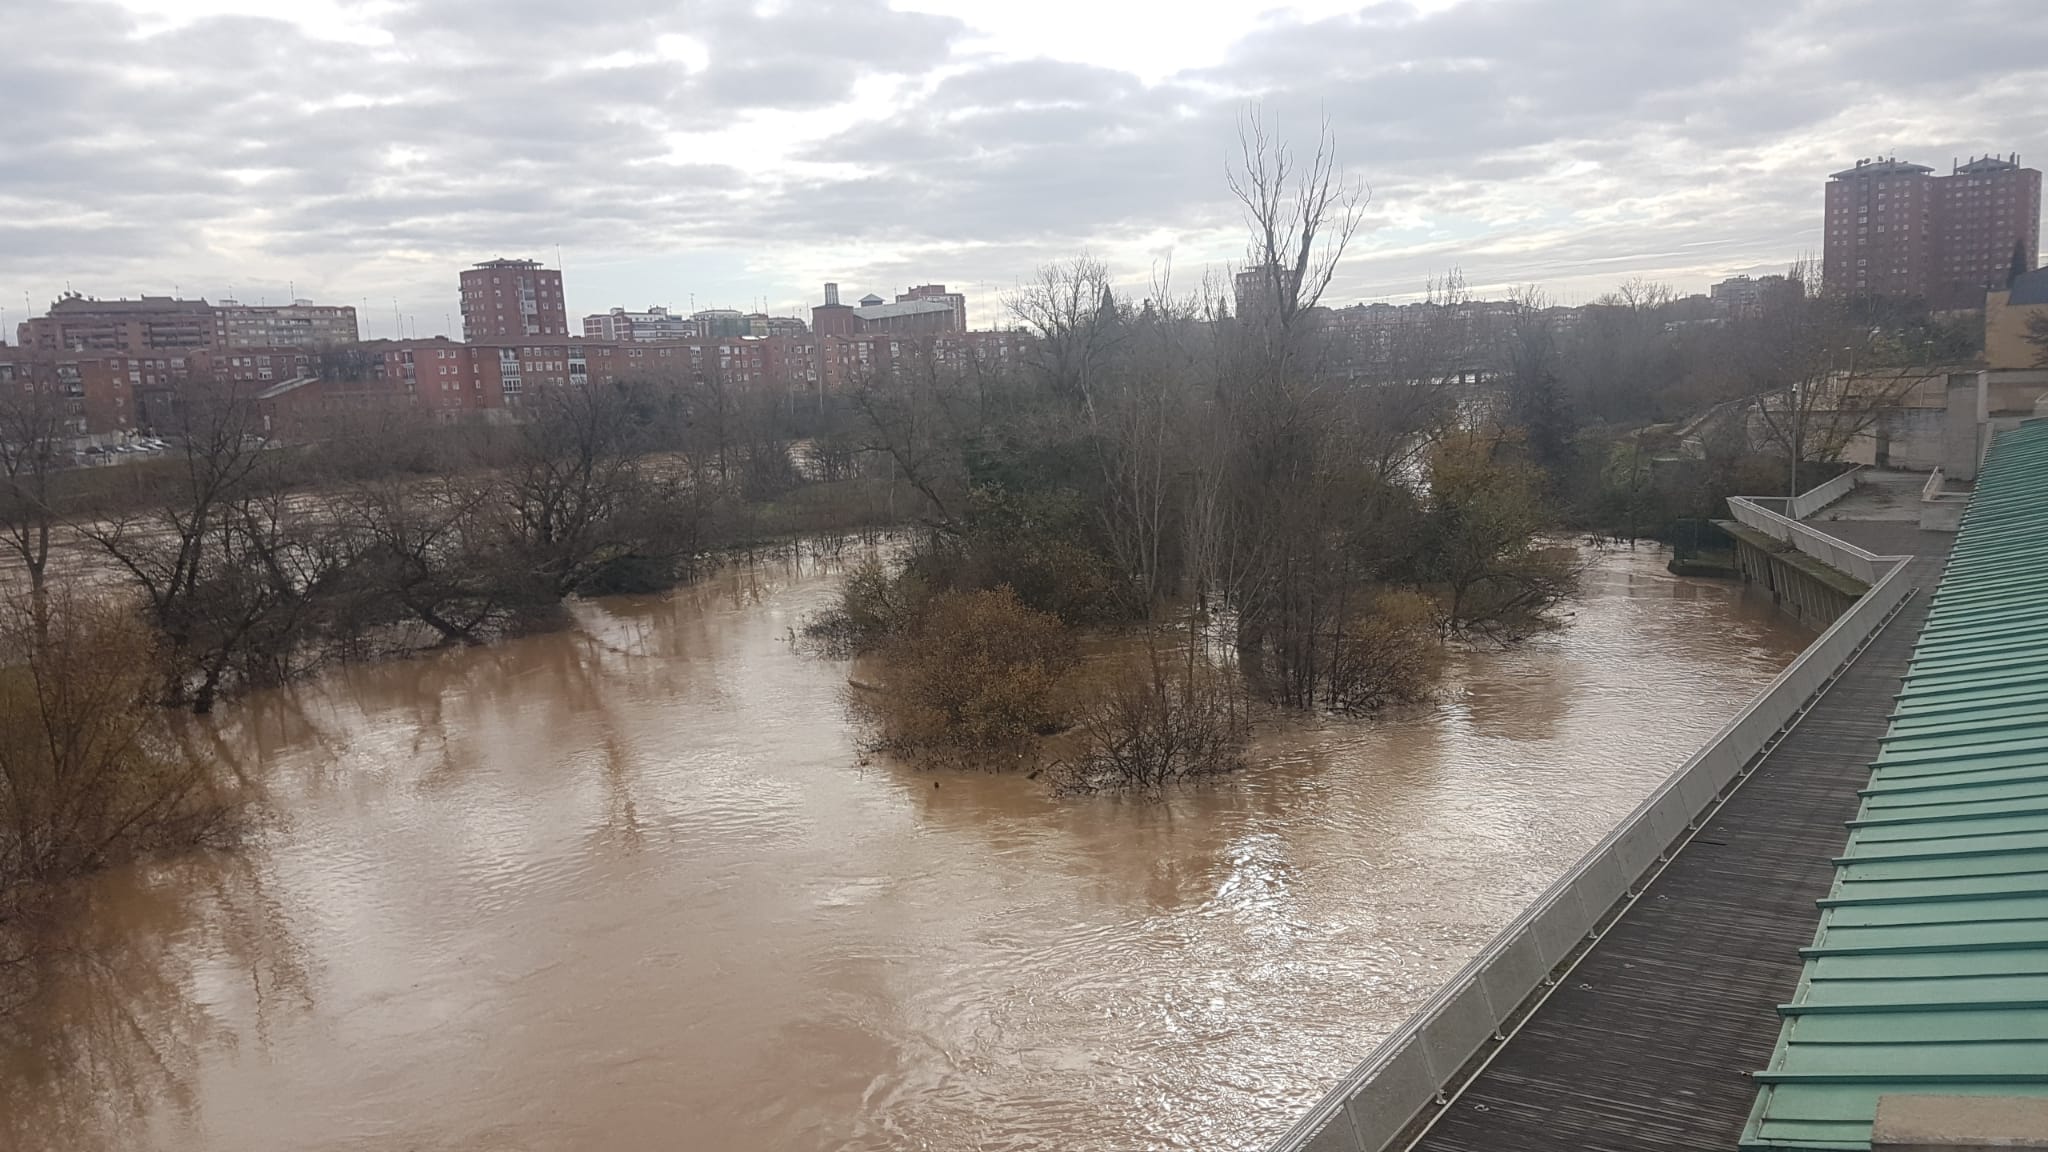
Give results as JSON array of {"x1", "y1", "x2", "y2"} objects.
[
  {"x1": 1986, "y1": 368, "x2": 2048, "y2": 415},
  {"x1": 1871, "y1": 406, "x2": 1949, "y2": 470},
  {"x1": 1729, "y1": 534, "x2": 1864, "y2": 628},
  {"x1": 1944, "y1": 381, "x2": 1985, "y2": 481},
  {"x1": 1984, "y1": 288, "x2": 2048, "y2": 371},
  {"x1": 1840, "y1": 371, "x2": 2047, "y2": 475}
]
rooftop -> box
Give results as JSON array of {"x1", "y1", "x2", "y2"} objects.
[
  {"x1": 1741, "y1": 420, "x2": 2048, "y2": 1149},
  {"x1": 1831, "y1": 157, "x2": 1935, "y2": 180},
  {"x1": 1956, "y1": 155, "x2": 2023, "y2": 175},
  {"x1": 854, "y1": 298, "x2": 953, "y2": 321},
  {"x1": 47, "y1": 294, "x2": 212, "y2": 313}
]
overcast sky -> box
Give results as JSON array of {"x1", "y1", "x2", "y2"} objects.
[{"x1": 4, "y1": 0, "x2": 2044, "y2": 338}]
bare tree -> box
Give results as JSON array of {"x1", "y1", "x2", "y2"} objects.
[
  {"x1": 1346, "y1": 271, "x2": 1480, "y2": 481},
  {"x1": 732, "y1": 378, "x2": 802, "y2": 500},
  {"x1": 0, "y1": 385, "x2": 69, "y2": 599},
  {"x1": 76, "y1": 381, "x2": 292, "y2": 711},
  {"x1": 1052, "y1": 645, "x2": 1250, "y2": 793},
  {"x1": 1009, "y1": 255, "x2": 1124, "y2": 415},
  {"x1": 1227, "y1": 107, "x2": 1368, "y2": 333},
  {"x1": 1602, "y1": 278, "x2": 1676, "y2": 312},
  {"x1": 501, "y1": 379, "x2": 649, "y2": 599},
  {"x1": 335, "y1": 476, "x2": 521, "y2": 646},
  {"x1": 1196, "y1": 114, "x2": 1461, "y2": 709},
  {"x1": 1732, "y1": 262, "x2": 1923, "y2": 495},
  {"x1": 681, "y1": 359, "x2": 738, "y2": 484},
  {"x1": 1566, "y1": 278, "x2": 1683, "y2": 425},
  {"x1": 1500, "y1": 286, "x2": 1574, "y2": 479},
  {"x1": 846, "y1": 350, "x2": 982, "y2": 535},
  {"x1": 1093, "y1": 279, "x2": 1203, "y2": 615}
]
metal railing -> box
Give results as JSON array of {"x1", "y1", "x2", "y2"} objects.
[
  {"x1": 1787, "y1": 466, "x2": 1864, "y2": 520},
  {"x1": 1726, "y1": 496, "x2": 1894, "y2": 584},
  {"x1": 1268, "y1": 532, "x2": 1918, "y2": 1152}
]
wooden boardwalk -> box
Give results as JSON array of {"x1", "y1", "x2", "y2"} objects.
[{"x1": 1409, "y1": 524, "x2": 1951, "y2": 1152}]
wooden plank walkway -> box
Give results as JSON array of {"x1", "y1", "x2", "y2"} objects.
[{"x1": 1408, "y1": 525, "x2": 1952, "y2": 1152}]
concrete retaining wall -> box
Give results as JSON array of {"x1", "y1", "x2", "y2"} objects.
[
  {"x1": 1727, "y1": 531, "x2": 1863, "y2": 629},
  {"x1": 1785, "y1": 466, "x2": 1862, "y2": 520},
  {"x1": 1918, "y1": 469, "x2": 1968, "y2": 531},
  {"x1": 1727, "y1": 497, "x2": 1894, "y2": 584}
]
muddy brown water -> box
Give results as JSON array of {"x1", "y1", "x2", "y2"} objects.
[{"x1": 0, "y1": 543, "x2": 1809, "y2": 1152}]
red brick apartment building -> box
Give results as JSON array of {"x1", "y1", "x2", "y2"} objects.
[
  {"x1": 0, "y1": 344, "x2": 320, "y2": 438},
  {"x1": 0, "y1": 350, "x2": 145, "y2": 435},
  {"x1": 16, "y1": 294, "x2": 360, "y2": 354},
  {"x1": 809, "y1": 283, "x2": 967, "y2": 337},
  {"x1": 460, "y1": 258, "x2": 569, "y2": 342},
  {"x1": 1823, "y1": 153, "x2": 2041, "y2": 308},
  {"x1": 17, "y1": 294, "x2": 218, "y2": 354},
  {"x1": 5, "y1": 322, "x2": 1031, "y2": 444},
  {"x1": 216, "y1": 300, "x2": 359, "y2": 347}
]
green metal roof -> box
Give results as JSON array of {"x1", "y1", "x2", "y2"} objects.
[{"x1": 1741, "y1": 420, "x2": 2048, "y2": 1150}]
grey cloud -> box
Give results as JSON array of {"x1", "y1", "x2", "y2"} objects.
[
  {"x1": 931, "y1": 58, "x2": 1138, "y2": 107},
  {"x1": 701, "y1": 60, "x2": 858, "y2": 109},
  {"x1": 1, "y1": 0, "x2": 2042, "y2": 320}
]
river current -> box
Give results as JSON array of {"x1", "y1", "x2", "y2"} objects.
[{"x1": 0, "y1": 543, "x2": 1808, "y2": 1151}]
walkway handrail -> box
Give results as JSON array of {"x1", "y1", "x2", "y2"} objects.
[
  {"x1": 1267, "y1": 541, "x2": 1917, "y2": 1152},
  {"x1": 1787, "y1": 466, "x2": 1864, "y2": 520},
  {"x1": 1921, "y1": 467, "x2": 1946, "y2": 503},
  {"x1": 1726, "y1": 496, "x2": 1898, "y2": 585}
]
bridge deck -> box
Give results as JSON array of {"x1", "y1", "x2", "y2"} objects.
[{"x1": 1406, "y1": 524, "x2": 1952, "y2": 1152}]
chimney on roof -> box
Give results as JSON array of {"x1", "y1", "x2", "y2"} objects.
[{"x1": 824, "y1": 283, "x2": 840, "y2": 306}]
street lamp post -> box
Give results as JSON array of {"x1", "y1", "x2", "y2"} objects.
[{"x1": 1790, "y1": 379, "x2": 1802, "y2": 499}]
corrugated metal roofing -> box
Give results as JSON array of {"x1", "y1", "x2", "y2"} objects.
[{"x1": 1740, "y1": 419, "x2": 2048, "y2": 1150}]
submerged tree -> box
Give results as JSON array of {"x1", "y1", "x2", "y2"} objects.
[
  {"x1": 1413, "y1": 428, "x2": 1579, "y2": 639},
  {"x1": 1053, "y1": 645, "x2": 1251, "y2": 793},
  {"x1": 867, "y1": 587, "x2": 1077, "y2": 767},
  {"x1": 0, "y1": 385, "x2": 67, "y2": 602},
  {"x1": 78, "y1": 381, "x2": 342, "y2": 712},
  {"x1": 0, "y1": 592, "x2": 229, "y2": 886}
]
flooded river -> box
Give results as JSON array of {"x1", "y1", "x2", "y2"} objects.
[{"x1": 0, "y1": 544, "x2": 1808, "y2": 1152}]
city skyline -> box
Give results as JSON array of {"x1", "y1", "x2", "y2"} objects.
[{"x1": 5, "y1": 0, "x2": 2046, "y2": 337}]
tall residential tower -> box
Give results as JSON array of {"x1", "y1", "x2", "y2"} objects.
[
  {"x1": 1823, "y1": 153, "x2": 2040, "y2": 308},
  {"x1": 459, "y1": 258, "x2": 568, "y2": 342}
]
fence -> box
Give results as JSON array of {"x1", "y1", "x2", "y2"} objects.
[{"x1": 1267, "y1": 532, "x2": 1916, "y2": 1152}]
